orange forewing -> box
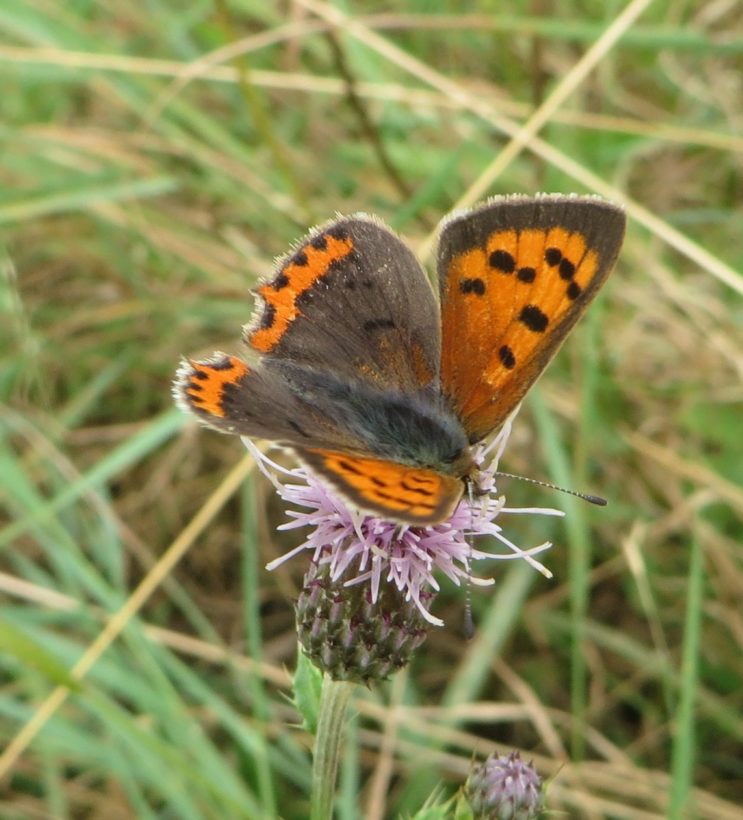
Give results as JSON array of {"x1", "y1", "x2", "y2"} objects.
[
  {"x1": 440, "y1": 211, "x2": 622, "y2": 442},
  {"x1": 298, "y1": 448, "x2": 464, "y2": 525}
]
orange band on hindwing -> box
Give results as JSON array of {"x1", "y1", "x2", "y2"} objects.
[
  {"x1": 248, "y1": 231, "x2": 355, "y2": 353},
  {"x1": 182, "y1": 355, "x2": 249, "y2": 418},
  {"x1": 300, "y1": 449, "x2": 464, "y2": 525}
]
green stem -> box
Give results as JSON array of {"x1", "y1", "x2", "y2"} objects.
[{"x1": 310, "y1": 676, "x2": 355, "y2": 820}]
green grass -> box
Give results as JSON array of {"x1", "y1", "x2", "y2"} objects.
[{"x1": 2, "y1": 1, "x2": 742, "y2": 818}]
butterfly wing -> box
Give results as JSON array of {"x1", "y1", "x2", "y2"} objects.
[
  {"x1": 438, "y1": 195, "x2": 625, "y2": 442},
  {"x1": 174, "y1": 355, "x2": 465, "y2": 524},
  {"x1": 298, "y1": 448, "x2": 464, "y2": 525},
  {"x1": 173, "y1": 213, "x2": 467, "y2": 525},
  {"x1": 245, "y1": 215, "x2": 441, "y2": 393},
  {"x1": 174, "y1": 353, "x2": 357, "y2": 451}
]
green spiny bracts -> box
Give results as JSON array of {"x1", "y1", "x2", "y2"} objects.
[{"x1": 296, "y1": 557, "x2": 432, "y2": 685}]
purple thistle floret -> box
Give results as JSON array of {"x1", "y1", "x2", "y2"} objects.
[{"x1": 244, "y1": 415, "x2": 563, "y2": 626}]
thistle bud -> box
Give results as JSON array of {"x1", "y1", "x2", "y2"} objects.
[{"x1": 465, "y1": 751, "x2": 544, "y2": 820}]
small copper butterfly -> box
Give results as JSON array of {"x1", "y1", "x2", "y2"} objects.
[{"x1": 174, "y1": 195, "x2": 625, "y2": 524}]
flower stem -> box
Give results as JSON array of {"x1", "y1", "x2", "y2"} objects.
[{"x1": 310, "y1": 676, "x2": 355, "y2": 820}]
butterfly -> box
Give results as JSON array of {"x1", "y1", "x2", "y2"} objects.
[{"x1": 174, "y1": 195, "x2": 625, "y2": 525}]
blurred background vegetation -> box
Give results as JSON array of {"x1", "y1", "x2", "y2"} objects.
[{"x1": 1, "y1": 1, "x2": 741, "y2": 818}]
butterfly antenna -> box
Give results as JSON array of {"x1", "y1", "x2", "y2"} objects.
[
  {"x1": 463, "y1": 480, "x2": 476, "y2": 640},
  {"x1": 494, "y1": 471, "x2": 607, "y2": 506}
]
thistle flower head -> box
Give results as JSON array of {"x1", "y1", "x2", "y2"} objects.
[
  {"x1": 465, "y1": 751, "x2": 544, "y2": 820},
  {"x1": 246, "y1": 416, "x2": 563, "y2": 629}
]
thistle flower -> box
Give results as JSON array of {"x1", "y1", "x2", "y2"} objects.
[
  {"x1": 246, "y1": 416, "x2": 563, "y2": 630},
  {"x1": 465, "y1": 751, "x2": 544, "y2": 820}
]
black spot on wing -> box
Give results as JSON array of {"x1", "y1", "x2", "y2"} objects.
[
  {"x1": 499, "y1": 345, "x2": 516, "y2": 369},
  {"x1": 400, "y1": 480, "x2": 434, "y2": 497},
  {"x1": 460, "y1": 278, "x2": 486, "y2": 295},
  {"x1": 566, "y1": 281, "x2": 583, "y2": 300},
  {"x1": 272, "y1": 272, "x2": 290, "y2": 289},
  {"x1": 519, "y1": 305, "x2": 549, "y2": 333},
  {"x1": 517, "y1": 266, "x2": 536, "y2": 283},
  {"x1": 559, "y1": 258, "x2": 576, "y2": 280},
  {"x1": 489, "y1": 249, "x2": 516, "y2": 273},
  {"x1": 337, "y1": 458, "x2": 363, "y2": 475},
  {"x1": 209, "y1": 357, "x2": 239, "y2": 371},
  {"x1": 260, "y1": 303, "x2": 276, "y2": 329}
]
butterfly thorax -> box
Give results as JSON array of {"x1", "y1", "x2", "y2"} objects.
[
  {"x1": 276, "y1": 362, "x2": 471, "y2": 474},
  {"x1": 348, "y1": 387, "x2": 472, "y2": 474}
]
